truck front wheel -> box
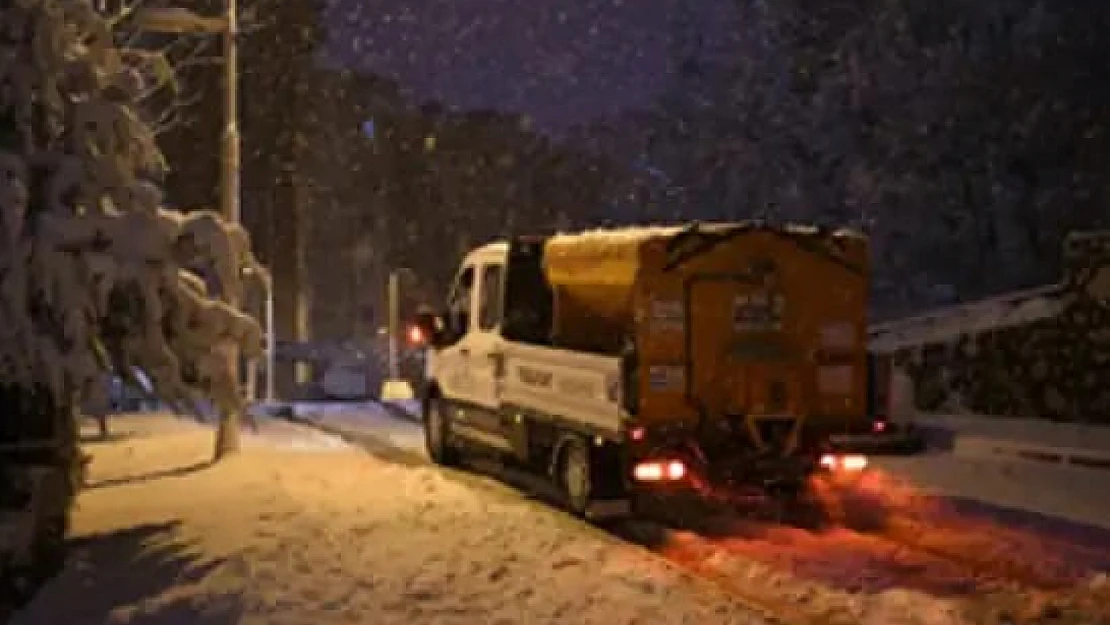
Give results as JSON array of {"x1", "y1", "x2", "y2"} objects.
[
  {"x1": 560, "y1": 438, "x2": 592, "y2": 517},
  {"x1": 424, "y1": 397, "x2": 460, "y2": 467}
]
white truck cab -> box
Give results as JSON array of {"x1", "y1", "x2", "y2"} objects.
[
  {"x1": 419, "y1": 239, "x2": 628, "y2": 518},
  {"x1": 429, "y1": 242, "x2": 513, "y2": 452}
]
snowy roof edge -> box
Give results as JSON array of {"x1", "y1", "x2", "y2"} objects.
[
  {"x1": 869, "y1": 282, "x2": 1063, "y2": 333},
  {"x1": 868, "y1": 282, "x2": 1067, "y2": 352}
]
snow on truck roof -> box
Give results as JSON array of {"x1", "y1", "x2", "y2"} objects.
[
  {"x1": 547, "y1": 222, "x2": 866, "y2": 247},
  {"x1": 464, "y1": 223, "x2": 866, "y2": 263}
]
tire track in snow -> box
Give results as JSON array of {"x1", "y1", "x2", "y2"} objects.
[
  {"x1": 811, "y1": 472, "x2": 1110, "y2": 590},
  {"x1": 682, "y1": 479, "x2": 1110, "y2": 624}
]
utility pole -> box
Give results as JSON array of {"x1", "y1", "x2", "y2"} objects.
[
  {"x1": 387, "y1": 270, "x2": 401, "y2": 379},
  {"x1": 380, "y1": 267, "x2": 415, "y2": 401},
  {"x1": 214, "y1": 0, "x2": 243, "y2": 458}
]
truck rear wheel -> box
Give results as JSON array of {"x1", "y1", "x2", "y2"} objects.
[
  {"x1": 560, "y1": 438, "x2": 592, "y2": 517},
  {"x1": 424, "y1": 397, "x2": 460, "y2": 467}
]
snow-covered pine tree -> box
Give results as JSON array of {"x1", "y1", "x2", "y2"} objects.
[{"x1": 0, "y1": 0, "x2": 264, "y2": 471}]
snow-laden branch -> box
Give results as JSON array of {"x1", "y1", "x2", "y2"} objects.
[
  {"x1": 0, "y1": 0, "x2": 263, "y2": 432},
  {"x1": 96, "y1": 2, "x2": 215, "y2": 143},
  {"x1": 150, "y1": 91, "x2": 204, "y2": 136}
]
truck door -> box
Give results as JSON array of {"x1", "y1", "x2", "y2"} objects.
[
  {"x1": 437, "y1": 262, "x2": 512, "y2": 452},
  {"x1": 436, "y1": 264, "x2": 477, "y2": 402},
  {"x1": 450, "y1": 261, "x2": 512, "y2": 452},
  {"x1": 470, "y1": 262, "x2": 506, "y2": 412}
]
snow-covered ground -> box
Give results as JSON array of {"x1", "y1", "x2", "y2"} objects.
[
  {"x1": 14, "y1": 413, "x2": 770, "y2": 625},
  {"x1": 18, "y1": 406, "x2": 1110, "y2": 625},
  {"x1": 281, "y1": 402, "x2": 1110, "y2": 624},
  {"x1": 289, "y1": 401, "x2": 1110, "y2": 533}
]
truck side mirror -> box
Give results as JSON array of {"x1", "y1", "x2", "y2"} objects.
[{"x1": 414, "y1": 309, "x2": 446, "y2": 348}]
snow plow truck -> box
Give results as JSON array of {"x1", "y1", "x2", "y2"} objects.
[{"x1": 414, "y1": 222, "x2": 873, "y2": 520}]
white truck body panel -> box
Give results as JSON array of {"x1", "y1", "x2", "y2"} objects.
[
  {"x1": 428, "y1": 239, "x2": 626, "y2": 447},
  {"x1": 427, "y1": 339, "x2": 624, "y2": 437},
  {"x1": 499, "y1": 342, "x2": 624, "y2": 437}
]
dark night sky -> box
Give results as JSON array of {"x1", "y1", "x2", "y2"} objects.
[{"x1": 322, "y1": 0, "x2": 737, "y2": 131}]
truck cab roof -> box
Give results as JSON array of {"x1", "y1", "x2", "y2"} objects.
[{"x1": 462, "y1": 241, "x2": 510, "y2": 266}]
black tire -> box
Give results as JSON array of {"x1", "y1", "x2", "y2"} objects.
[
  {"x1": 424, "y1": 396, "x2": 460, "y2": 467},
  {"x1": 560, "y1": 438, "x2": 593, "y2": 517}
]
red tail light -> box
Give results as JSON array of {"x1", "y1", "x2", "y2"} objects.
[
  {"x1": 628, "y1": 426, "x2": 646, "y2": 442},
  {"x1": 873, "y1": 420, "x2": 887, "y2": 433},
  {"x1": 633, "y1": 460, "x2": 687, "y2": 482}
]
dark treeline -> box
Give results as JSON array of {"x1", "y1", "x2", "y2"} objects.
[
  {"x1": 152, "y1": 0, "x2": 1110, "y2": 340},
  {"x1": 571, "y1": 0, "x2": 1110, "y2": 319},
  {"x1": 146, "y1": 0, "x2": 617, "y2": 341},
  {"x1": 290, "y1": 70, "x2": 620, "y2": 339}
]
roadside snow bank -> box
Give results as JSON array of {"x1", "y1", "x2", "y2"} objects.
[
  {"x1": 872, "y1": 453, "x2": 1110, "y2": 532},
  {"x1": 915, "y1": 413, "x2": 1110, "y2": 454},
  {"x1": 16, "y1": 415, "x2": 768, "y2": 625},
  {"x1": 288, "y1": 401, "x2": 427, "y2": 452}
]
